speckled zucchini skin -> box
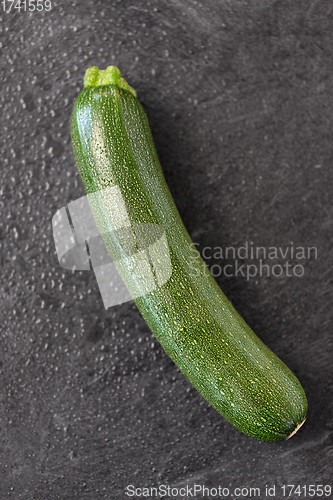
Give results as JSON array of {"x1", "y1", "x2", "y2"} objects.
[{"x1": 70, "y1": 66, "x2": 307, "y2": 442}]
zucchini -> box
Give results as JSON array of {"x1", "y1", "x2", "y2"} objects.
[{"x1": 70, "y1": 65, "x2": 307, "y2": 442}]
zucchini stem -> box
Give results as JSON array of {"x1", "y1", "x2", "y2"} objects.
[{"x1": 83, "y1": 65, "x2": 137, "y2": 97}]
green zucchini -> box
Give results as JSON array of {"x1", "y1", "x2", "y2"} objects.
[{"x1": 70, "y1": 65, "x2": 307, "y2": 442}]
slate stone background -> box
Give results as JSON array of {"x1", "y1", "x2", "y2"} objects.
[{"x1": 0, "y1": 0, "x2": 332, "y2": 498}]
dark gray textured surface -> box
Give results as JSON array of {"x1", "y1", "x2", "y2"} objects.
[{"x1": 0, "y1": 1, "x2": 332, "y2": 498}]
